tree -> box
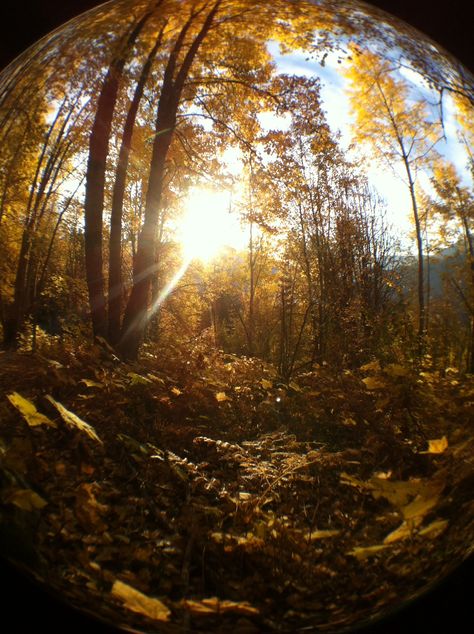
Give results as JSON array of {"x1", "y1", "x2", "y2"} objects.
[
  {"x1": 84, "y1": 2, "x2": 159, "y2": 340},
  {"x1": 344, "y1": 49, "x2": 442, "y2": 355},
  {"x1": 429, "y1": 160, "x2": 474, "y2": 370},
  {"x1": 108, "y1": 20, "x2": 167, "y2": 345}
]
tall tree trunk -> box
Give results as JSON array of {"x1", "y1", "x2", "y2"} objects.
[
  {"x1": 108, "y1": 23, "x2": 166, "y2": 345},
  {"x1": 84, "y1": 9, "x2": 154, "y2": 340},
  {"x1": 119, "y1": 0, "x2": 222, "y2": 360},
  {"x1": 403, "y1": 157, "x2": 425, "y2": 355}
]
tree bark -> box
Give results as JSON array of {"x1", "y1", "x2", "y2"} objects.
[
  {"x1": 119, "y1": 0, "x2": 222, "y2": 360},
  {"x1": 108, "y1": 23, "x2": 166, "y2": 345},
  {"x1": 403, "y1": 156, "x2": 426, "y2": 355},
  {"x1": 84, "y1": 9, "x2": 154, "y2": 340}
]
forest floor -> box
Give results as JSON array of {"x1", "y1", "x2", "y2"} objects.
[{"x1": 0, "y1": 337, "x2": 473, "y2": 633}]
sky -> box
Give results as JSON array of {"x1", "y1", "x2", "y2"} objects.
[{"x1": 264, "y1": 40, "x2": 472, "y2": 244}]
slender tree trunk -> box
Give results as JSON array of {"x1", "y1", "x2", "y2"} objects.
[
  {"x1": 248, "y1": 219, "x2": 255, "y2": 354},
  {"x1": 119, "y1": 0, "x2": 222, "y2": 359},
  {"x1": 403, "y1": 157, "x2": 425, "y2": 355},
  {"x1": 108, "y1": 24, "x2": 166, "y2": 345},
  {"x1": 84, "y1": 10, "x2": 153, "y2": 340}
]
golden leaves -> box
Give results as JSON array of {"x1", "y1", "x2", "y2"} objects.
[
  {"x1": 45, "y1": 395, "x2": 102, "y2": 443},
  {"x1": 7, "y1": 392, "x2": 56, "y2": 428},
  {"x1": 215, "y1": 391, "x2": 230, "y2": 402},
  {"x1": 420, "y1": 436, "x2": 448, "y2": 454},
  {"x1": 343, "y1": 470, "x2": 448, "y2": 550},
  {"x1": 111, "y1": 580, "x2": 171, "y2": 621}
]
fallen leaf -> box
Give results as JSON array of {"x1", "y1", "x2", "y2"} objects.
[
  {"x1": 362, "y1": 376, "x2": 386, "y2": 390},
  {"x1": 419, "y1": 436, "x2": 448, "y2": 454},
  {"x1": 384, "y1": 518, "x2": 421, "y2": 543},
  {"x1": 401, "y1": 493, "x2": 440, "y2": 521},
  {"x1": 6, "y1": 488, "x2": 48, "y2": 511},
  {"x1": 111, "y1": 580, "x2": 170, "y2": 621},
  {"x1": 46, "y1": 395, "x2": 101, "y2": 442},
  {"x1": 360, "y1": 360, "x2": 381, "y2": 373},
  {"x1": 288, "y1": 381, "x2": 302, "y2": 392},
  {"x1": 370, "y1": 478, "x2": 420, "y2": 506},
  {"x1": 7, "y1": 392, "x2": 56, "y2": 428},
  {"x1": 80, "y1": 379, "x2": 103, "y2": 388},
  {"x1": 215, "y1": 392, "x2": 230, "y2": 402},
  {"x1": 147, "y1": 373, "x2": 165, "y2": 384},
  {"x1": 348, "y1": 544, "x2": 389, "y2": 559},
  {"x1": 261, "y1": 379, "x2": 273, "y2": 390},
  {"x1": 418, "y1": 518, "x2": 449, "y2": 538},
  {"x1": 128, "y1": 372, "x2": 153, "y2": 385},
  {"x1": 75, "y1": 482, "x2": 109, "y2": 532},
  {"x1": 183, "y1": 597, "x2": 259, "y2": 616},
  {"x1": 306, "y1": 529, "x2": 340, "y2": 541}
]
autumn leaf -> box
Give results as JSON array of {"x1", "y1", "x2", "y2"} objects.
[
  {"x1": 5, "y1": 488, "x2": 48, "y2": 511},
  {"x1": 111, "y1": 580, "x2": 170, "y2": 621},
  {"x1": 80, "y1": 379, "x2": 103, "y2": 388},
  {"x1": 75, "y1": 482, "x2": 109, "y2": 532},
  {"x1": 261, "y1": 378, "x2": 273, "y2": 390},
  {"x1": 360, "y1": 360, "x2": 381, "y2": 373},
  {"x1": 7, "y1": 392, "x2": 56, "y2": 428},
  {"x1": 305, "y1": 529, "x2": 340, "y2": 541},
  {"x1": 401, "y1": 493, "x2": 440, "y2": 521},
  {"x1": 348, "y1": 544, "x2": 389, "y2": 559},
  {"x1": 383, "y1": 518, "x2": 421, "y2": 543},
  {"x1": 418, "y1": 518, "x2": 449, "y2": 538},
  {"x1": 288, "y1": 381, "x2": 302, "y2": 392},
  {"x1": 362, "y1": 376, "x2": 386, "y2": 390},
  {"x1": 128, "y1": 372, "x2": 153, "y2": 386},
  {"x1": 183, "y1": 597, "x2": 259, "y2": 616},
  {"x1": 419, "y1": 436, "x2": 448, "y2": 454},
  {"x1": 215, "y1": 392, "x2": 230, "y2": 402},
  {"x1": 45, "y1": 395, "x2": 101, "y2": 443}
]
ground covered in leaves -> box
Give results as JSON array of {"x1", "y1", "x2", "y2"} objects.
[{"x1": 0, "y1": 338, "x2": 473, "y2": 632}]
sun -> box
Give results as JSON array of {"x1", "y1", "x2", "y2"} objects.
[{"x1": 179, "y1": 187, "x2": 247, "y2": 262}]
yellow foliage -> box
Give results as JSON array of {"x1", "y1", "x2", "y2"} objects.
[
  {"x1": 7, "y1": 392, "x2": 56, "y2": 428},
  {"x1": 111, "y1": 580, "x2": 170, "y2": 621},
  {"x1": 46, "y1": 395, "x2": 101, "y2": 442},
  {"x1": 420, "y1": 436, "x2": 448, "y2": 454}
]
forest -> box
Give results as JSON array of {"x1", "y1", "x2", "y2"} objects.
[{"x1": 0, "y1": 0, "x2": 473, "y2": 632}]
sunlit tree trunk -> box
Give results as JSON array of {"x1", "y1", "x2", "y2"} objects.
[
  {"x1": 108, "y1": 22, "x2": 165, "y2": 345},
  {"x1": 84, "y1": 9, "x2": 153, "y2": 340},
  {"x1": 119, "y1": 0, "x2": 222, "y2": 360}
]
